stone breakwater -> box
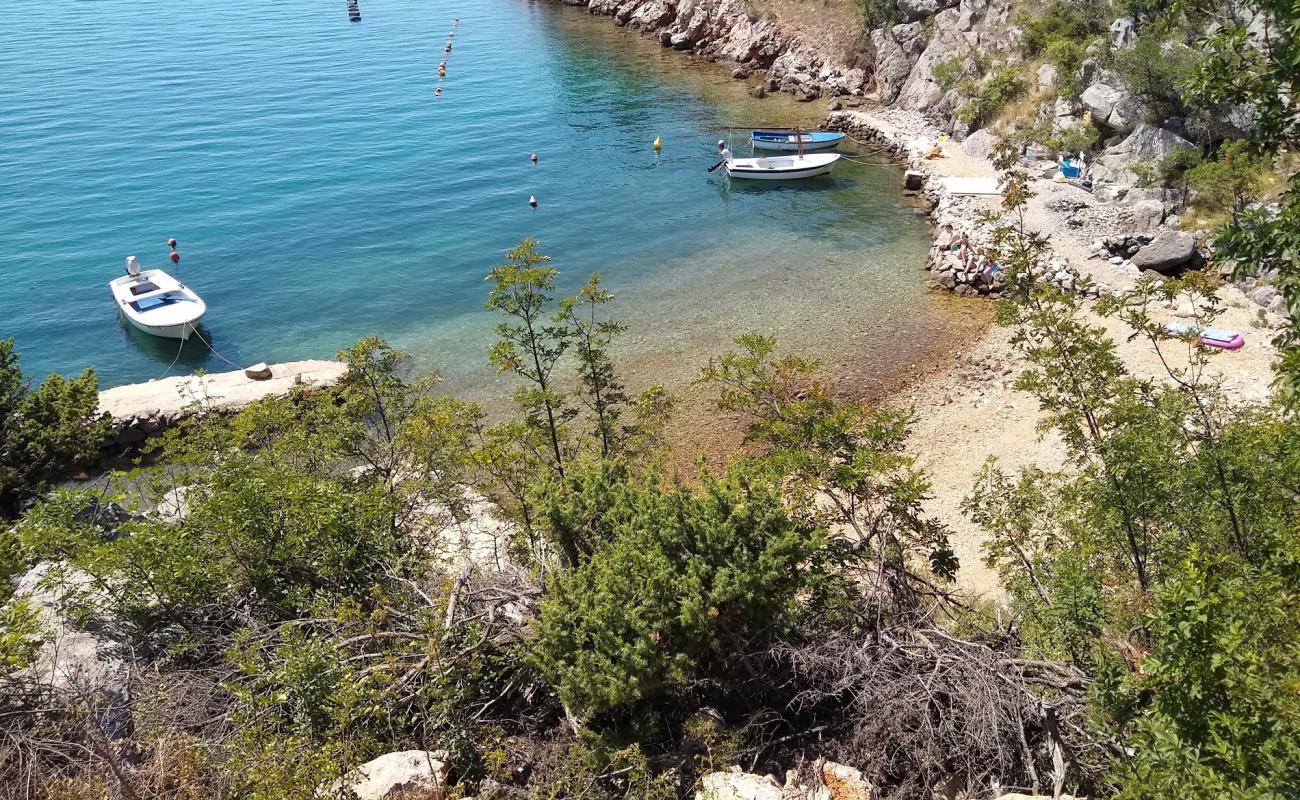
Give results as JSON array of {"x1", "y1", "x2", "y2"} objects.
[
  {"x1": 559, "y1": 0, "x2": 868, "y2": 101},
  {"x1": 97, "y1": 360, "x2": 348, "y2": 451}
]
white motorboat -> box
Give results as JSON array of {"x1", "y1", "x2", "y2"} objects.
[
  {"x1": 725, "y1": 152, "x2": 842, "y2": 180},
  {"x1": 109, "y1": 256, "x2": 207, "y2": 340}
]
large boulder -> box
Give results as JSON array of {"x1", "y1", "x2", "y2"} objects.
[
  {"x1": 11, "y1": 563, "x2": 132, "y2": 739},
  {"x1": 1131, "y1": 230, "x2": 1198, "y2": 273},
  {"x1": 1109, "y1": 16, "x2": 1136, "y2": 48},
  {"x1": 961, "y1": 128, "x2": 1000, "y2": 160},
  {"x1": 1092, "y1": 123, "x2": 1194, "y2": 184},
  {"x1": 696, "y1": 769, "x2": 784, "y2": 800},
  {"x1": 1081, "y1": 74, "x2": 1141, "y2": 133},
  {"x1": 338, "y1": 750, "x2": 449, "y2": 800}
]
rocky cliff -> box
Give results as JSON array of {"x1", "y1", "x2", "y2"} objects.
[{"x1": 558, "y1": 0, "x2": 1244, "y2": 185}]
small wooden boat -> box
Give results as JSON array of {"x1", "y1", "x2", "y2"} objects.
[
  {"x1": 750, "y1": 130, "x2": 846, "y2": 151},
  {"x1": 725, "y1": 152, "x2": 842, "y2": 180},
  {"x1": 109, "y1": 256, "x2": 207, "y2": 340}
]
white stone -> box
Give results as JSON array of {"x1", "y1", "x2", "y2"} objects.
[
  {"x1": 11, "y1": 563, "x2": 132, "y2": 739},
  {"x1": 1109, "y1": 17, "x2": 1136, "y2": 48},
  {"x1": 338, "y1": 750, "x2": 449, "y2": 800},
  {"x1": 696, "y1": 769, "x2": 784, "y2": 800},
  {"x1": 1036, "y1": 62, "x2": 1057, "y2": 89},
  {"x1": 1092, "y1": 123, "x2": 1194, "y2": 185}
]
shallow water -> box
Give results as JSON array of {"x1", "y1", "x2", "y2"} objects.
[{"x1": 0, "y1": 0, "x2": 952, "y2": 394}]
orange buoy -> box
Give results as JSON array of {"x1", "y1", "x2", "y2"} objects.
[
  {"x1": 169, "y1": 250, "x2": 180, "y2": 264},
  {"x1": 167, "y1": 237, "x2": 177, "y2": 249},
  {"x1": 530, "y1": 152, "x2": 538, "y2": 164},
  {"x1": 528, "y1": 194, "x2": 537, "y2": 208}
]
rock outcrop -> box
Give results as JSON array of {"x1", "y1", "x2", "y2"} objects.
[
  {"x1": 576, "y1": 0, "x2": 866, "y2": 99},
  {"x1": 1080, "y1": 74, "x2": 1141, "y2": 134},
  {"x1": 10, "y1": 563, "x2": 132, "y2": 739},
  {"x1": 1091, "y1": 123, "x2": 1193, "y2": 185},
  {"x1": 337, "y1": 750, "x2": 449, "y2": 800}
]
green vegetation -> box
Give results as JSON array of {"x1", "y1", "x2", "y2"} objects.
[
  {"x1": 1183, "y1": 0, "x2": 1299, "y2": 398},
  {"x1": 3, "y1": 11, "x2": 1299, "y2": 779},
  {"x1": 956, "y1": 67, "x2": 1030, "y2": 127},
  {"x1": 1017, "y1": 0, "x2": 1109, "y2": 56},
  {"x1": 0, "y1": 339, "x2": 107, "y2": 521}
]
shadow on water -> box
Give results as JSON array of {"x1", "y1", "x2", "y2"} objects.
[
  {"x1": 716, "y1": 176, "x2": 854, "y2": 195},
  {"x1": 114, "y1": 319, "x2": 223, "y2": 377}
]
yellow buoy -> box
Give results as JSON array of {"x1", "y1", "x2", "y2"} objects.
[
  {"x1": 653, "y1": 136, "x2": 662, "y2": 151},
  {"x1": 438, "y1": 67, "x2": 446, "y2": 77}
]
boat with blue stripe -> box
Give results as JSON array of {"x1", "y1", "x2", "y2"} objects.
[{"x1": 750, "y1": 130, "x2": 846, "y2": 151}]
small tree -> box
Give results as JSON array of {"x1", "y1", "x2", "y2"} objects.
[
  {"x1": 1185, "y1": 140, "x2": 1268, "y2": 215},
  {"x1": 486, "y1": 238, "x2": 574, "y2": 476},
  {"x1": 0, "y1": 338, "x2": 108, "y2": 518},
  {"x1": 559, "y1": 274, "x2": 629, "y2": 459}
]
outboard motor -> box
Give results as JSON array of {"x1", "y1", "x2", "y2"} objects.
[{"x1": 125, "y1": 255, "x2": 142, "y2": 277}]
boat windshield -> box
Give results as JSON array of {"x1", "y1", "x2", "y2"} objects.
[{"x1": 130, "y1": 293, "x2": 185, "y2": 312}]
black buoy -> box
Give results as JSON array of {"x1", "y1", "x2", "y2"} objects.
[{"x1": 346, "y1": 0, "x2": 361, "y2": 21}]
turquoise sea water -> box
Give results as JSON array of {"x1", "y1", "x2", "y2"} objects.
[{"x1": 1, "y1": 0, "x2": 949, "y2": 393}]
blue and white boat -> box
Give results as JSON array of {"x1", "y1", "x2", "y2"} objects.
[{"x1": 750, "y1": 130, "x2": 846, "y2": 151}]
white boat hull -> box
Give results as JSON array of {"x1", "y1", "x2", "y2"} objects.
[
  {"x1": 725, "y1": 153, "x2": 841, "y2": 180},
  {"x1": 109, "y1": 264, "x2": 207, "y2": 341},
  {"x1": 121, "y1": 315, "x2": 200, "y2": 340}
]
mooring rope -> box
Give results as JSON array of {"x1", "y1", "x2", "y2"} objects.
[
  {"x1": 155, "y1": 336, "x2": 188, "y2": 380},
  {"x1": 188, "y1": 324, "x2": 243, "y2": 371}
]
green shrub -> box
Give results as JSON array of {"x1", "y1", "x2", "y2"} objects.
[
  {"x1": 1116, "y1": 549, "x2": 1300, "y2": 798},
  {"x1": 932, "y1": 56, "x2": 966, "y2": 92},
  {"x1": 1045, "y1": 37, "x2": 1088, "y2": 99},
  {"x1": 1186, "y1": 140, "x2": 1268, "y2": 213},
  {"x1": 957, "y1": 67, "x2": 1030, "y2": 127},
  {"x1": 1018, "y1": 0, "x2": 1109, "y2": 56},
  {"x1": 0, "y1": 338, "x2": 108, "y2": 519},
  {"x1": 1106, "y1": 36, "x2": 1199, "y2": 120},
  {"x1": 855, "y1": 0, "x2": 899, "y2": 30},
  {"x1": 532, "y1": 462, "x2": 825, "y2": 716}
]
